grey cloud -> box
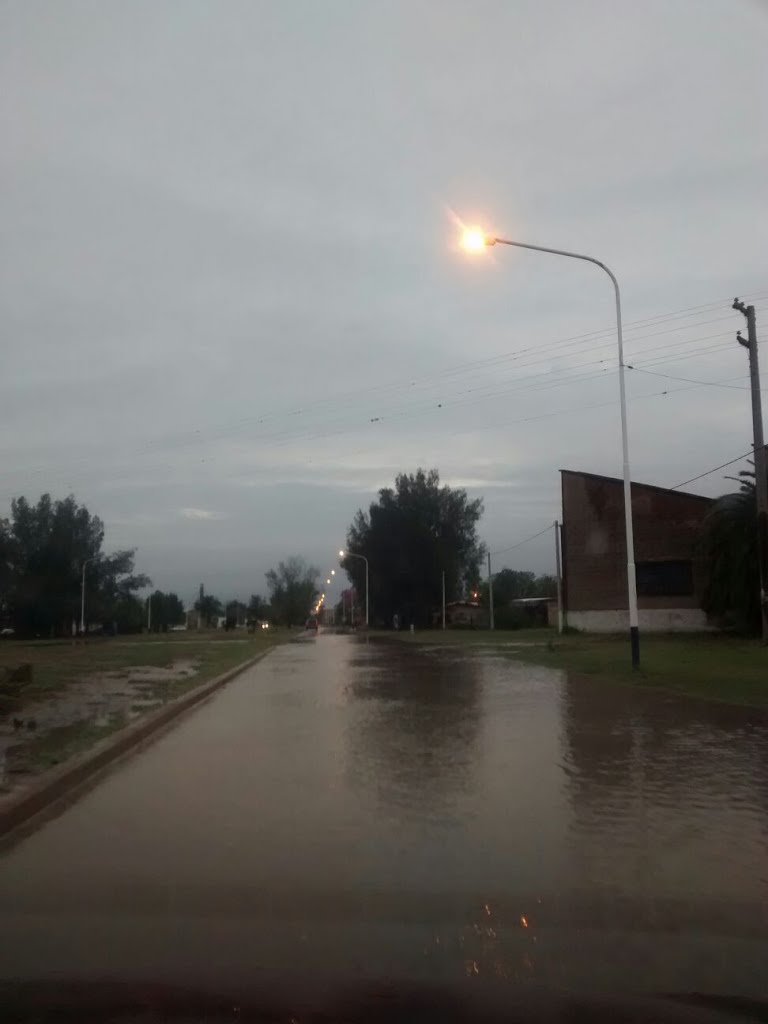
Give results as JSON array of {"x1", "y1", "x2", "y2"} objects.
[{"x1": 1, "y1": 0, "x2": 766, "y2": 599}]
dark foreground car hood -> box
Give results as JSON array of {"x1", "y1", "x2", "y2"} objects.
[{"x1": 1, "y1": 979, "x2": 766, "y2": 1024}]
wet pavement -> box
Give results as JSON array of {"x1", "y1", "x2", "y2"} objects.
[{"x1": 1, "y1": 633, "x2": 766, "y2": 999}]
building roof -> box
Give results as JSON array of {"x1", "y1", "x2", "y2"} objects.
[{"x1": 560, "y1": 468, "x2": 714, "y2": 504}]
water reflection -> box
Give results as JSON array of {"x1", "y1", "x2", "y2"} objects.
[
  {"x1": 343, "y1": 641, "x2": 482, "y2": 820},
  {"x1": 560, "y1": 672, "x2": 768, "y2": 929},
  {"x1": 1, "y1": 634, "x2": 767, "y2": 997}
]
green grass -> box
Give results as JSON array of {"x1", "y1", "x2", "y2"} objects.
[
  {"x1": 20, "y1": 714, "x2": 129, "y2": 771},
  {"x1": 0, "y1": 628, "x2": 287, "y2": 705},
  {"x1": 381, "y1": 628, "x2": 768, "y2": 708},
  {"x1": 0, "y1": 630, "x2": 289, "y2": 778}
]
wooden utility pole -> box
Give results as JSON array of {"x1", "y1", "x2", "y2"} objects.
[
  {"x1": 734, "y1": 299, "x2": 768, "y2": 643},
  {"x1": 441, "y1": 572, "x2": 446, "y2": 630}
]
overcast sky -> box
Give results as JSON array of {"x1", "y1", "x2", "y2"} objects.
[{"x1": 1, "y1": 0, "x2": 767, "y2": 606}]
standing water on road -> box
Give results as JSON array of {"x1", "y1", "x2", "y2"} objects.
[{"x1": 1, "y1": 634, "x2": 766, "y2": 998}]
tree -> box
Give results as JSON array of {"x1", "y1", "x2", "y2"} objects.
[
  {"x1": 345, "y1": 468, "x2": 485, "y2": 627},
  {"x1": 265, "y1": 557, "x2": 319, "y2": 626},
  {"x1": 534, "y1": 574, "x2": 558, "y2": 597},
  {"x1": 112, "y1": 594, "x2": 146, "y2": 634},
  {"x1": 247, "y1": 594, "x2": 268, "y2": 623},
  {"x1": 224, "y1": 599, "x2": 247, "y2": 630},
  {"x1": 148, "y1": 590, "x2": 186, "y2": 631},
  {"x1": 701, "y1": 467, "x2": 760, "y2": 632},
  {"x1": 0, "y1": 493, "x2": 149, "y2": 636},
  {"x1": 480, "y1": 569, "x2": 557, "y2": 607},
  {"x1": 195, "y1": 593, "x2": 223, "y2": 627}
]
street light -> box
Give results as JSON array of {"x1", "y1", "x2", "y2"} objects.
[
  {"x1": 339, "y1": 549, "x2": 369, "y2": 628},
  {"x1": 80, "y1": 558, "x2": 94, "y2": 635},
  {"x1": 461, "y1": 227, "x2": 640, "y2": 667}
]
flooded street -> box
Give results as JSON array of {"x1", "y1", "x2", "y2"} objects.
[{"x1": 1, "y1": 634, "x2": 767, "y2": 999}]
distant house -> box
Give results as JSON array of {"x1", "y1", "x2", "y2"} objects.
[
  {"x1": 437, "y1": 600, "x2": 488, "y2": 628},
  {"x1": 510, "y1": 596, "x2": 557, "y2": 628},
  {"x1": 185, "y1": 609, "x2": 202, "y2": 630},
  {"x1": 561, "y1": 469, "x2": 714, "y2": 632}
]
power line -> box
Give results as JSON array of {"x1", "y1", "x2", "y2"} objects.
[
  {"x1": 0, "y1": 323, "x2": 742, "y2": 492},
  {"x1": 0, "y1": 294, "x2": 764, "y2": 488},
  {"x1": 0, "y1": 294, "x2": 764, "y2": 500},
  {"x1": 627, "y1": 367, "x2": 757, "y2": 390},
  {"x1": 671, "y1": 450, "x2": 755, "y2": 491},
  {"x1": 491, "y1": 524, "x2": 554, "y2": 557}
]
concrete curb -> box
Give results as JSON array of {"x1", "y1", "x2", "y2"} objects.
[{"x1": 0, "y1": 646, "x2": 274, "y2": 847}]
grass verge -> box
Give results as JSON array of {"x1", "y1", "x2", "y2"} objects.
[
  {"x1": 379, "y1": 628, "x2": 768, "y2": 709},
  {"x1": 0, "y1": 629, "x2": 286, "y2": 703},
  {"x1": 0, "y1": 630, "x2": 288, "y2": 778}
]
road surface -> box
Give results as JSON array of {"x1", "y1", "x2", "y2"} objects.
[{"x1": 1, "y1": 633, "x2": 767, "y2": 998}]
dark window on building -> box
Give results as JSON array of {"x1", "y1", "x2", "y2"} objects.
[{"x1": 636, "y1": 560, "x2": 693, "y2": 597}]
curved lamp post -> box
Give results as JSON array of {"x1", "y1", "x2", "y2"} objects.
[
  {"x1": 462, "y1": 228, "x2": 640, "y2": 668},
  {"x1": 339, "y1": 550, "x2": 369, "y2": 628}
]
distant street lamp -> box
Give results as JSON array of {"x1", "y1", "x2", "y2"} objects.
[
  {"x1": 339, "y1": 549, "x2": 369, "y2": 628},
  {"x1": 80, "y1": 558, "x2": 94, "y2": 635},
  {"x1": 461, "y1": 227, "x2": 640, "y2": 668}
]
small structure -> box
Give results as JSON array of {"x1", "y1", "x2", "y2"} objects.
[
  {"x1": 510, "y1": 596, "x2": 557, "y2": 628},
  {"x1": 441, "y1": 601, "x2": 488, "y2": 628},
  {"x1": 561, "y1": 469, "x2": 713, "y2": 632}
]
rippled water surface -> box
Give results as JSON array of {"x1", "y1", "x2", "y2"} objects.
[{"x1": 1, "y1": 634, "x2": 766, "y2": 998}]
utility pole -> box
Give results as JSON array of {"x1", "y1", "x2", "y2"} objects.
[
  {"x1": 441, "y1": 571, "x2": 446, "y2": 630},
  {"x1": 147, "y1": 593, "x2": 152, "y2": 632},
  {"x1": 487, "y1": 552, "x2": 495, "y2": 630},
  {"x1": 554, "y1": 520, "x2": 564, "y2": 635},
  {"x1": 734, "y1": 299, "x2": 768, "y2": 642},
  {"x1": 80, "y1": 559, "x2": 92, "y2": 636}
]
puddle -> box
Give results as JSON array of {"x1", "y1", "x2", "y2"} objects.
[{"x1": 0, "y1": 659, "x2": 200, "y2": 789}]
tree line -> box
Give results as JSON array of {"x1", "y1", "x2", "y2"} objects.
[
  {"x1": 0, "y1": 494, "x2": 150, "y2": 637},
  {"x1": 3, "y1": 463, "x2": 757, "y2": 639},
  {"x1": 0, "y1": 492, "x2": 323, "y2": 637}
]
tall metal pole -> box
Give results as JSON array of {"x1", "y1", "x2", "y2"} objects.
[
  {"x1": 554, "y1": 520, "x2": 564, "y2": 635},
  {"x1": 147, "y1": 594, "x2": 152, "y2": 632},
  {"x1": 441, "y1": 571, "x2": 446, "y2": 630},
  {"x1": 343, "y1": 552, "x2": 370, "y2": 628},
  {"x1": 735, "y1": 300, "x2": 768, "y2": 642},
  {"x1": 80, "y1": 559, "x2": 91, "y2": 635},
  {"x1": 490, "y1": 236, "x2": 639, "y2": 667},
  {"x1": 487, "y1": 551, "x2": 495, "y2": 630}
]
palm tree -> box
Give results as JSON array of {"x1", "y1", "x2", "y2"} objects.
[{"x1": 701, "y1": 466, "x2": 759, "y2": 632}]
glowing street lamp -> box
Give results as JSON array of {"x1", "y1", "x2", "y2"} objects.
[
  {"x1": 460, "y1": 224, "x2": 640, "y2": 667},
  {"x1": 460, "y1": 227, "x2": 488, "y2": 253}
]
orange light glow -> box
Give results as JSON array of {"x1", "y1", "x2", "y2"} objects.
[
  {"x1": 520, "y1": 915, "x2": 528, "y2": 928},
  {"x1": 461, "y1": 227, "x2": 489, "y2": 253}
]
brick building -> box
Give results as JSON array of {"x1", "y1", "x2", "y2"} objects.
[{"x1": 561, "y1": 469, "x2": 713, "y2": 632}]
